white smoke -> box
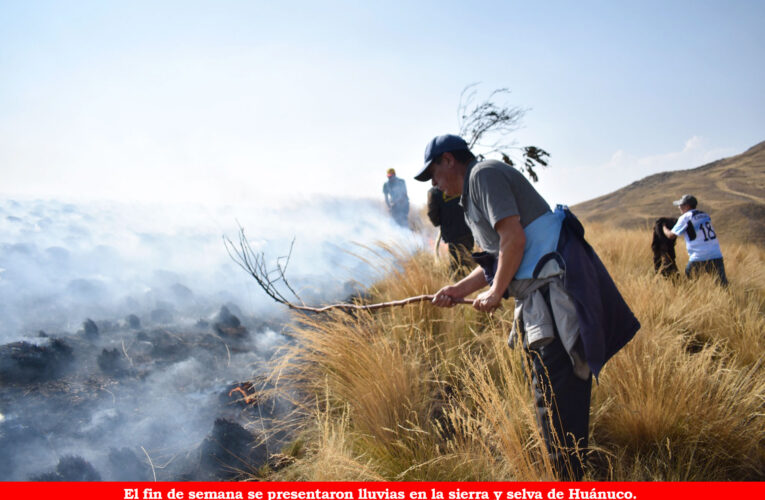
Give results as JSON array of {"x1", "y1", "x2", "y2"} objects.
[
  {"x1": 0, "y1": 195, "x2": 424, "y2": 480},
  {"x1": 0, "y1": 196, "x2": 421, "y2": 343}
]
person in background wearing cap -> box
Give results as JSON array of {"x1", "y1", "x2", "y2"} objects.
[
  {"x1": 414, "y1": 134, "x2": 639, "y2": 481},
  {"x1": 663, "y1": 194, "x2": 728, "y2": 285},
  {"x1": 383, "y1": 168, "x2": 410, "y2": 227}
]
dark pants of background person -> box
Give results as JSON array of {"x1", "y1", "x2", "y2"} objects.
[
  {"x1": 528, "y1": 337, "x2": 592, "y2": 481},
  {"x1": 446, "y1": 234, "x2": 474, "y2": 276},
  {"x1": 685, "y1": 257, "x2": 728, "y2": 286}
]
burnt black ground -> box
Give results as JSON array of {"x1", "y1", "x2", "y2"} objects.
[{"x1": 0, "y1": 306, "x2": 292, "y2": 481}]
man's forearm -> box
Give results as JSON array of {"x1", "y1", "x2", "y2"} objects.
[
  {"x1": 489, "y1": 216, "x2": 526, "y2": 298},
  {"x1": 452, "y1": 265, "x2": 488, "y2": 297},
  {"x1": 471, "y1": 216, "x2": 525, "y2": 312},
  {"x1": 431, "y1": 264, "x2": 487, "y2": 308},
  {"x1": 491, "y1": 238, "x2": 524, "y2": 296}
]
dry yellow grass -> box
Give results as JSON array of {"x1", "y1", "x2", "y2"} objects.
[{"x1": 252, "y1": 223, "x2": 765, "y2": 481}]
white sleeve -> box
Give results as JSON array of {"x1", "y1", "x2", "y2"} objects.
[{"x1": 671, "y1": 213, "x2": 688, "y2": 235}]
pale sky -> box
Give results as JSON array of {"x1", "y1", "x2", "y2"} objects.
[{"x1": 1, "y1": 0, "x2": 763, "y2": 207}]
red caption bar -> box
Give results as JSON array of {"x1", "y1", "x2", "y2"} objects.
[{"x1": 0, "y1": 481, "x2": 762, "y2": 500}]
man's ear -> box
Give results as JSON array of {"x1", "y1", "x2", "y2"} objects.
[{"x1": 440, "y1": 151, "x2": 455, "y2": 168}]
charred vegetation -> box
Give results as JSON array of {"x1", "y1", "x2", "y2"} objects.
[{"x1": 0, "y1": 303, "x2": 290, "y2": 481}]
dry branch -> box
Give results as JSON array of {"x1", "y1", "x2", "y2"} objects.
[
  {"x1": 223, "y1": 228, "x2": 473, "y2": 314},
  {"x1": 458, "y1": 83, "x2": 550, "y2": 182}
]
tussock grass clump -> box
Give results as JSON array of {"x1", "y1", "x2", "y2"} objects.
[{"x1": 254, "y1": 225, "x2": 765, "y2": 481}]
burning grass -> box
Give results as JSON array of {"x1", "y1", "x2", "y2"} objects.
[{"x1": 249, "y1": 224, "x2": 765, "y2": 481}]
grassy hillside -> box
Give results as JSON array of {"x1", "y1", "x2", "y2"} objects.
[
  {"x1": 246, "y1": 222, "x2": 765, "y2": 481},
  {"x1": 572, "y1": 141, "x2": 765, "y2": 245}
]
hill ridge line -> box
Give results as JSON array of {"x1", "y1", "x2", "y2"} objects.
[{"x1": 572, "y1": 140, "x2": 765, "y2": 245}]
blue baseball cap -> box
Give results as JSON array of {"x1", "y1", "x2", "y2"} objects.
[{"x1": 414, "y1": 134, "x2": 469, "y2": 182}]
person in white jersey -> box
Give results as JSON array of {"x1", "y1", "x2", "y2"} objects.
[{"x1": 663, "y1": 194, "x2": 728, "y2": 286}]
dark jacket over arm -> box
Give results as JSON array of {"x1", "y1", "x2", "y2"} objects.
[{"x1": 556, "y1": 206, "x2": 640, "y2": 378}]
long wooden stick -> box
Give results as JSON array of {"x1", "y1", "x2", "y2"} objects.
[
  {"x1": 224, "y1": 229, "x2": 473, "y2": 314},
  {"x1": 284, "y1": 294, "x2": 474, "y2": 313}
]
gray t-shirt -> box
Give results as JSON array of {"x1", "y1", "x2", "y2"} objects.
[{"x1": 460, "y1": 159, "x2": 550, "y2": 254}]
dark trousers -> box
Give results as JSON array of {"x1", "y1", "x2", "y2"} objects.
[
  {"x1": 528, "y1": 338, "x2": 592, "y2": 480},
  {"x1": 445, "y1": 234, "x2": 475, "y2": 274},
  {"x1": 685, "y1": 258, "x2": 728, "y2": 286}
]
